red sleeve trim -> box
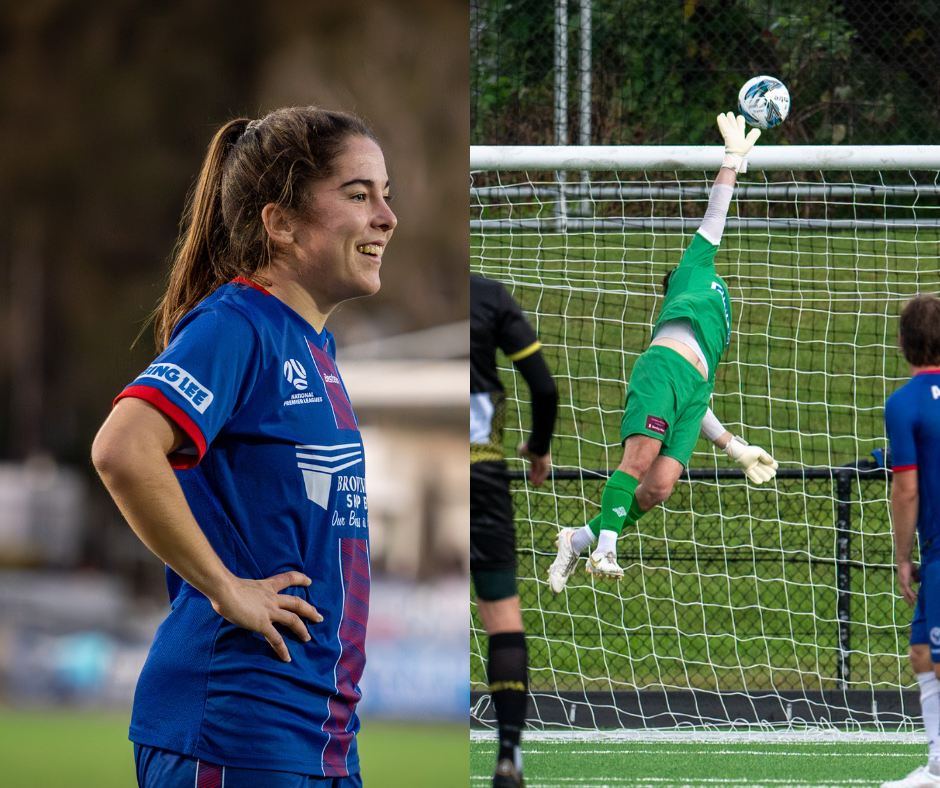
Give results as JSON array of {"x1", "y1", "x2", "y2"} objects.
[
  {"x1": 114, "y1": 385, "x2": 207, "y2": 470},
  {"x1": 892, "y1": 464, "x2": 918, "y2": 473},
  {"x1": 231, "y1": 276, "x2": 271, "y2": 295}
]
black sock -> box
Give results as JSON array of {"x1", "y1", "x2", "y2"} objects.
[{"x1": 488, "y1": 631, "x2": 528, "y2": 766}]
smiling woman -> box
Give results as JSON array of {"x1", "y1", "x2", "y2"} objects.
[{"x1": 90, "y1": 107, "x2": 393, "y2": 788}]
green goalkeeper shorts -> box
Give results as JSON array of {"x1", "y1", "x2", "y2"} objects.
[{"x1": 620, "y1": 344, "x2": 713, "y2": 466}]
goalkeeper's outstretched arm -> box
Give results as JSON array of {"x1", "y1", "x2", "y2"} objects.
[
  {"x1": 697, "y1": 113, "x2": 761, "y2": 245},
  {"x1": 700, "y1": 407, "x2": 778, "y2": 484}
]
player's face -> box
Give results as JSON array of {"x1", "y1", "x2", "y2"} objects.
[{"x1": 292, "y1": 136, "x2": 397, "y2": 306}]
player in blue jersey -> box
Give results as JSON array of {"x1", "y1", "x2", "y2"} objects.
[
  {"x1": 91, "y1": 107, "x2": 396, "y2": 788},
  {"x1": 882, "y1": 295, "x2": 940, "y2": 788}
]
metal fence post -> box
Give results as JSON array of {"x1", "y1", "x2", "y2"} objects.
[
  {"x1": 553, "y1": 0, "x2": 568, "y2": 227},
  {"x1": 836, "y1": 469, "x2": 852, "y2": 689}
]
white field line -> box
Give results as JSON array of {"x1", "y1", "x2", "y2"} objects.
[
  {"x1": 470, "y1": 730, "x2": 923, "y2": 744},
  {"x1": 511, "y1": 749, "x2": 916, "y2": 757},
  {"x1": 471, "y1": 779, "x2": 884, "y2": 787}
]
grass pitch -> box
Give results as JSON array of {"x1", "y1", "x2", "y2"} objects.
[
  {"x1": 470, "y1": 733, "x2": 927, "y2": 787},
  {"x1": 0, "y1": 709, "x2": 468, "y2": 788}
]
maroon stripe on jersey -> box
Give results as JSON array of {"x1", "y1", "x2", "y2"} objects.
[
  {"x1": 196, "y1": 761, "x2": 222, "y2": 788},
  {"x1": 306, "y1": 340, "x2": 358, "y2": 431},
  {"x1": 115, "y1": 385, "x2": 207, "y2": 469},
  {"x1": 321, "y1": 538, "x2": 370, "y2": 776},
  {"x1": 893, "y1": 464, "x2": 918, "y2": 472}
]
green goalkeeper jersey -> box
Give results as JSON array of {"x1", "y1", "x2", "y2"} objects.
[{"x1": 652, "y1": 232, "x2": 731, "y2": 385}]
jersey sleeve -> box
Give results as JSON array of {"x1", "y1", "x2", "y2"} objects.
[
  {"x1": 678, "y1": 232, "x2": 719, "y2": 270},
  {"x1": 496, "y1": 283, "x2": 541, "y2": 361},
  {"x1": 885, "y1": 386, "x2": 918, "y2": 472},
  {"x1": 114, "y1": 304, "x2": 259, "y2": 470}
]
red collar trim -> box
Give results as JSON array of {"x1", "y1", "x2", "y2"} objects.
[
  {"x1": 231, "y1": 276, "x2": 271, "y2": 295},
  {"x1": 914, "y1": 368, "x2": 940, "y2": 376}
]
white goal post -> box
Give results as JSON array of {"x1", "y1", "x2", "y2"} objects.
[{"x1": 470, "y1": 144, "x2": 940, "y2": 735}]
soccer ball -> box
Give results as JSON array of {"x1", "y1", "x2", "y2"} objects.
[{"x1": 737, "y1": 75, "x2": 790, "y2": 130}]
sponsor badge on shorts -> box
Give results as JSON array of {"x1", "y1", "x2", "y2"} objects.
[
  {"x1": 930, "y1": 627, "x2": 940, "y2": 647},
  {"x1": 646, "y1": 415, "x2": 668, "y2": 435}
]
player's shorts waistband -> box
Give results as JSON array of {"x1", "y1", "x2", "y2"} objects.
[
  {"x1": 134, "y1": 744, "x2": 363, "y2": 788},
  {"x1": 641, "y1": 344, "x2": 713, "y2": 387}
]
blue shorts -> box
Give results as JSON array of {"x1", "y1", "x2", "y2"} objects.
[
  {"x1": 134, "y1": 744, "x2": 364, "y2": 788},
  {"x1": 910, "y1": 560, "x2": 940, "y2": 661}
]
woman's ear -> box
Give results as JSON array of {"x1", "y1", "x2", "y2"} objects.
[{"x1": 261, "y1": 203, "x2": 295, "y2": 247}]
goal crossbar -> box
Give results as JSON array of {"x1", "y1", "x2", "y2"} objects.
[{"x1": 471, "y1": 145, "x2": 940, "y2": 171}]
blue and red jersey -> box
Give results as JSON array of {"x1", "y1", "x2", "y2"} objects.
[
  {"x1": 116, "y1": 279, "x2": 369, "y2": 776},
  {"x1": 885, "y1": 370, "x2": 940, "y2": 562}
]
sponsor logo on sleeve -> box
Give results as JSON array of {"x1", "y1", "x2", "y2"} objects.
[
  {"x1": 645, "y1": 415, "x2": 668, "y2": 435},
  {"x1": 138, "y1": 363, "x2": 214, "y2": 413}
]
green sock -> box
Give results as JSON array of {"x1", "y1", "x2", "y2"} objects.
[
  {"x1": 593, "y1": 470, "x2": 640, "y2": 536},
  {"x1": 588, "y1": 471, "x2": 646, "y2": 537},
  {"x1": 627, "y1": 496, "x2": 645, "y2": 524}
]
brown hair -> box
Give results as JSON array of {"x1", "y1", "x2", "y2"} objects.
[
  {"x1": 153, "y1": 107, "x2": 375, "y2": 350},
  {"x1": 899, "y1": 293, "x2": 940, "y2": 367}
]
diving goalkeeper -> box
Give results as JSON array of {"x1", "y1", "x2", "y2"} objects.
[{"x1": 549, "y1": 113, "x2": 779, "y2": 589}]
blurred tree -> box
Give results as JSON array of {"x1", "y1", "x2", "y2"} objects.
[{"x1": 0, "y1": 0, "x2": 467, "y2": 466}]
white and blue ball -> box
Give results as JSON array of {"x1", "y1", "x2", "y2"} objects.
[{"x1": 737, "y1": 75, "x2": 790, "y2": 130}]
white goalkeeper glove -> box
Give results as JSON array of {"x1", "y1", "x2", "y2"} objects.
[
  {"x1": 725, "y1": 436, "x2": 778, "y2": 484},
  {"x1": 717, "y1": 111, "x2": 761, "y2": 173}
]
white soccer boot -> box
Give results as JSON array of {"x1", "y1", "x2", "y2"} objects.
[
  {"x1": 548, "y1": 528, "x2": 579, "y2": 593},
  {"x1": 881, "y1": 765, "x2": 940, "y2": 788},
  {"x1": 587, "y1": 550, "x2": 624, "y2": 579}
]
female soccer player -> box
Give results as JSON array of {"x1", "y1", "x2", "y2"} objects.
[
  {"x1": 549, "y1": 113, "x2": 778, "y2": 592},
  {"x1": 91, "y1": 107, "x2": 395, "y2": 788},
  {"x1": 881, "y1": 295, "x2": 940, "y2": 788}
]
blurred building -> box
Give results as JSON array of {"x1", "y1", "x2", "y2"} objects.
[{"x1": 339, "y1": 319, "x2": 469, "y2": 580}]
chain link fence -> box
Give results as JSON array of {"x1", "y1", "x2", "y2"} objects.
[{"x1": 472, "y1": 0, "x2": 940, "y2": 146}]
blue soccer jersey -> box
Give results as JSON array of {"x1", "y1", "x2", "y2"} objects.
[
  {"x1": 884, "y1": 370, "x2": 940, "y2": 562},
  {"x1": 115, "y1": 278, "x2": 369, "y2": 777}
]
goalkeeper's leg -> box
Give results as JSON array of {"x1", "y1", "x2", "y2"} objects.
[{"x1": 553, "y1": 435, "x2": 661, "y2": 585}]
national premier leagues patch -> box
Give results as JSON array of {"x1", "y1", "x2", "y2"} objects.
[
  {"x1": 138, "y1": 363, "x2": 214, "y2": 413},
  {"x1": 646, "y1": 415, "x2": 669, "y2": 435}
]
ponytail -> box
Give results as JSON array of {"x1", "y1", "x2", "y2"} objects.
[{"x1": 153, "y1": 118, "x2": 249, "y2": 351}]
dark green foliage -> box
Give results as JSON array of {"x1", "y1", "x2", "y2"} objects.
[{"x1": 472, "y1": 0, "x2": 940, "y2": 145}]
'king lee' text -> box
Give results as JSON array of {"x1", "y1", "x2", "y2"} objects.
[{"x1": 138, "y1": 363, "x2": 215, "y2": 413}]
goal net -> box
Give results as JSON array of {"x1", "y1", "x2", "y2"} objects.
[{"x1": 470, "y1": 144, "x2": 940, "y2": 733}]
